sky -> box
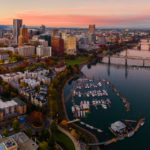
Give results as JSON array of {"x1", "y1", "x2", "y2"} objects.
[{"x1": 0, "y1": 0, "x2": 150, "y2": 28}]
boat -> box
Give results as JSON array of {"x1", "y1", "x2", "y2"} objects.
[
  {"x1": 80, "y1": 121, "x2": 85, "y2": 125},
  {"x1": 97, "y1": 129, "x2": 103, "y2": 133}
]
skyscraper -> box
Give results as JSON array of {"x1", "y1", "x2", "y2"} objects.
[
  {"x1": 40, "y1": 25, "x2": 46, "y2": 34},
  {"x1": 51, "y1": 38, "x2": 64, "y2": 55},
  {"x1": 51, "y1": 29, "x2": 59, "y2": 37},
  {"x1": 13, "y1": 19, "x2": 22, "y2": 44},
  {"x1": 39, "y1": 34, "x2": 51, "y2": 46},
  {"x1": 65, "y1": 36, "x2": 77, "y2": 55},
  {"x1": 89, "y1": 24, "x2": 96, "y2": 34},
  {"x1": 18, "y1": 25, "x2": 29, "y2": 46}
]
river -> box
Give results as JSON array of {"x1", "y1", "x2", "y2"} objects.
[{"x1": 64, "y1": 63, "x2": 150, "y2": 150}]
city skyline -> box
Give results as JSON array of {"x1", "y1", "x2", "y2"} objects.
[{"x1": 1, "y1": 0, "x2": 150, "y2": 28}]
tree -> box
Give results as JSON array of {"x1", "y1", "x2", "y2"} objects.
[
  {"x1": 39, "y1": 141, "x2": 49, "y2": 150},
  {"x1": 0, "y1": 59, "x2": 5, "y2": 64},
  {"x1": 48, "y1": 134, "x2": 55, "y2": 149},
  {"x1": 12, "y1": 119, "x2": 20, "y2": 133},
  {"x1": 25, "y1": 128, "x2": 32, "y2": 138},
  {"x1": 39, "y1": 128, "x2": 50, "y2": 141},
  {"x1": 50, "y1": 121, "x2": 57, "y2": 135},
  {"x1": 2, "y1": 129, "x2": 9, "y2": 137}
]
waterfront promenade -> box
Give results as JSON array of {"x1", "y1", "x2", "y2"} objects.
[{"x1": 58, "y1": 125, "x2": 81, "y2": 150}]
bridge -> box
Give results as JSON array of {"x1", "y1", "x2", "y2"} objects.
[{"x1": 101, "y1": 49, "x2": 150, "y2": 67}]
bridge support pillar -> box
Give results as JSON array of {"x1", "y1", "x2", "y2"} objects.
[
  {"x1": 125, "y1": 58, "x2": 127, "y2": 66},
  {"x1": 143, "y1": 60, "x2": 145, "y2": 67},
  {"x1": 108, "y1": 56, "x2": 111, "y2": 64}
]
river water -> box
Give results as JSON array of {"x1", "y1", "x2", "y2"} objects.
[{"x1": 64, "y1": 63, "x2": 150, "y2": 150}]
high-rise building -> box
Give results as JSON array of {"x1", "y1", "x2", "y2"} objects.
[
  {"x1": 13, "y1": 19, "x2": 22, "y2": 44},
  {"x1": 40, "y1": 25, "x2": 46, "y2": 33},
  {"x1": 0, "y1": 30, "x2": 4, "y2": 38},
  {"x1": 16, "y1": 46, "x2": 35, "y2": 57},
  {"x1": 51, "y1": 29, "x2": 59, "y2": 37},
  {"x1": 39, "y1": 34, "x2": 51, "y2": 46},
  {"x1": 36, "y1": 45, "x2": 52, "y2": 57},
  {"x1": 89, "y1": 24, "x2": 95, "y2": 34},
  {"x1": 88, "y1": 34, "x2": 96, "y2": 44},
  {"x1": 65, "y1": 36, "x2": 77, "y2": 55},
  {"x1": 51, "y1": 38, "x2": 64, "y2": 55},
  {"x1": 18, "y1": 25, "x2": 29, "y2": 46}
]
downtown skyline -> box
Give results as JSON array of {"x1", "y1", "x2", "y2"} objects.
[{"x1": 1, "y1": 0, "x2": 150, "y2": 28}]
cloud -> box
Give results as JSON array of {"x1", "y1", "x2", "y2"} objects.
[{"x1": 0, "y1": 10, "x2": 150, "y2": 27}]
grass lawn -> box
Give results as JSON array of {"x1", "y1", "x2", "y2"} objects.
[
  {"x1": 55, "y1": 130, "x2": 75, "y2": 150},
  {"x1": 65, "y1": 57, "x2": 90, "y2": 67}
]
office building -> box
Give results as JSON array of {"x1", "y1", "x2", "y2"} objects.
[
  {"x1": 0, "y1": 31, "x2": 4, "y2": 38},
  {"x1": 88, "y1": 34, "x2": 96, "y2": 44},
  {"x1": 89, "y1": 24, "x2": 95, "y2": 34},
  {"x1": 16, "y1": 46, "x2": 35, "y2": 57},
  {"x1": 51, "y1": 38, "x2": 64, "y2": 55},
  {"x1": 13, "y1": 19, "x2": 22, "y2": 44},
  {"x1": 38, "y1": 39, "x2": 48, "y2": 47},
  {"x1": 18, "y1": 25, "x2": 29, "y2": 46},
  {"x1": 51, "y1": 29, "x2": 59, "y2": 37},
  {"x1": 40, "y1": 25, "x2": 46, "y2": 33},
  {"x1": 65, "y1": 36, "x2": 77, "y2": 55},
  {"x1": 39, "y1": 34, "x2": 51, "y2": 46},
  {"x1": 36, "y1": 45, "x2": 52, "y2": 57}
]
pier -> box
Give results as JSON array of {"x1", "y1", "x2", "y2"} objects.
[{"x1": 88, "y1": 118, "x2": 145, "y2": 146}]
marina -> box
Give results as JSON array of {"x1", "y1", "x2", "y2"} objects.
[
  {"x1": 71, "y1": 78, "x2": 112, "y2": 118},
  {"x1": 71, "y1": 77, "x2": 129, "y2": 118},
  {"x1": 64, "y1": 62, "x2": 149, "y2": 150}
]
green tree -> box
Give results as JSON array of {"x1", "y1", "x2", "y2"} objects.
[
  {"x1": 12, "y1": 119, "x2": 20, "y2": 133},
  {"x1": 39, "y1": 141, "x2": 49, "y2": 150},
  {"x1": 48, "y1": 134, "x2": 55, "y2": 149},
  {"x1": 39, "y1": 128, "x2": 50, "y2": 141},
  {"x1": 2, "y1": 129, "x2": 9, "y2": 137},
  {"x1": 50, "y1": 121, "x2": 57, "y2": 135},
  {"x1": 25, "y1": 128, "x2": 32, "y2": 138}
]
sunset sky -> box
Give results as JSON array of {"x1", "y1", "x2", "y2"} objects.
[{"x1": 0, "y1": 0, "x2": 150, "y2": 28}]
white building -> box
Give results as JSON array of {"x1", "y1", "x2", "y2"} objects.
[
  {"x1": 38, "y1": 39, "x2": 48, "y2": 47},
  {"x1": 140, "y1": 39, "x2": 150, "y2": 51},
  {"x1": 36, "y1": 45, "x2": 52, "y2": 57},
  {"x1": 16, "y1": 46, "x2": 35, "y2": 57}
]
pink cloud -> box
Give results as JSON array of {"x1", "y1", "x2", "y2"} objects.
[{"x1": 0, "y1": 10, "x2": 150, "y2": 27}]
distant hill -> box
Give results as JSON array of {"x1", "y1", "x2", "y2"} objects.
[{"x1": 0, "y1": 25, "x2": 12, "y2": 30}]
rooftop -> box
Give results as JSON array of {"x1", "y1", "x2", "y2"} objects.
[{"x1": 111, "y1": 121, "x2": 126, "y2": 132}]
